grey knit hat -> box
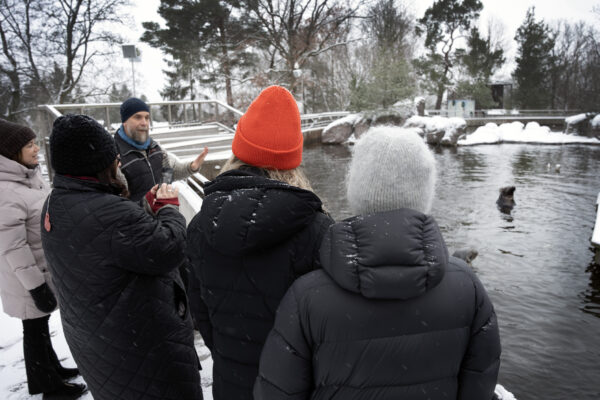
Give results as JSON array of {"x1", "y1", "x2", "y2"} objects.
[{"x1": 347, "y1": 126, "x2": 436, "y2": 215}]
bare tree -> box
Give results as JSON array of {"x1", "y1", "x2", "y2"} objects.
[
  {"x1": 245, "y1": 0, "x2": 361, "y2": 96},
  {"x1": 0, "y1": 0, "x2": 126, "y2": 118}
]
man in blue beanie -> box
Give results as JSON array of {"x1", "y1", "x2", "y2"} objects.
[{"x1": 114, "y1": 97, "x2": 208, "y2": 201}]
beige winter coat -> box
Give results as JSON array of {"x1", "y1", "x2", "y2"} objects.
[{"x1": 0, "y1": 155, "x2": 53, "y2": 320}]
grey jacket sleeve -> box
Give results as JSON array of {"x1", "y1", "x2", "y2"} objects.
[
  {"x1": 458, "y1": 272, "x2": 502, "y2": 400},
  {"x1": 254, "y1": 285, "x2": 313, "y2": 400},
  {"x1": 168, "y1": 152, "x2": 195, "y2": 181},
  {"x1": 0, "y1": 195, "x2": 45, "y2": 290}
]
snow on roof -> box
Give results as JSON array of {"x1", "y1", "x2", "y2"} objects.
[
  {"x1": 458, "y1": 121, "x2": 600, "y2": 146},
  {"x1": 323, "y1": 113, "x2": 361, "y2": 132},
  {"x1": 592, "y1": 114, "x2": 600, "y2": 128},
  {"x1": 565, "y1": 113, "x2": 588, "y2": 125}
]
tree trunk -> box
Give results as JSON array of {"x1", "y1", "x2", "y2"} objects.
[{"x1": 435, "y1": 84, "x2": 444, "y2": 110}]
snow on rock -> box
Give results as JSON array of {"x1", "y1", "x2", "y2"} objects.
[
  {"x1": 404, "y1": 116, "x2": 467, "y2": 146},
  {"x1": 591, "y1": 114, "x2": 600, "y2": 128},
  {"x1": 565, "y1": 113, "x2": 588, "y2": 125},
  {"x1": 321, "y1": 113, "x2": 361, "y2": 144},
  {"x1": 459, "y1": 121, "x2": 600, "y2": 146}
]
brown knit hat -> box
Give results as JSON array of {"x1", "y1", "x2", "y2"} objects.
[{"x1": 0, "y1": 119, "x2": 37, "y2": 159}]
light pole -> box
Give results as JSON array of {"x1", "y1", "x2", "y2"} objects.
[
  {"x1": 121, "y1": 44, "x2": 139, "y2": 97},
  {"x1": 293, "y1": 63, "x2": 304, "y2": 113}
]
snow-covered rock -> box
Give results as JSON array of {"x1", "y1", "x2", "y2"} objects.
[
  {"x1": 403, "y1": 116, "x2": 467, "y2": 146},
  {"x1": 592, "y1": 114, "x2": 600, "y2": 128},
  {"x1": 353, "y1": 118, "x2": 371, "y2": 139},
  {"x1": 565, "y1": 113, "x2": 587, "y2": 125},
  {"x1": 321, "y1": 113, "x2": 361, "y2": 144},
  {"x1": 564, "y1": 112, "x2": 600, "y2": 136},
  {"x1": 458, "y1": 121, "x2": 600, "y2": 146}
]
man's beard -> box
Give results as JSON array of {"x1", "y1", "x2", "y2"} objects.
[{"x1": 131, "y1": 129, "x2": 149, "y2": 143}]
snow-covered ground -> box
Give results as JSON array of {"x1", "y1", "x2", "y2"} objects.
[
  {"x1": 0, "y1": 303, "x2": 214, "y2": 400},
  {"x1": 1, "y1": 299, "x2": 515, "y2": 399},
  {"x1": 458, "y1": 121, "x2": 600, "y2": 146}
]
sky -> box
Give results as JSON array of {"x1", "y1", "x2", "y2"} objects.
[{"x1": 120, "y1": 0, "x2": 599, "y2": 102}]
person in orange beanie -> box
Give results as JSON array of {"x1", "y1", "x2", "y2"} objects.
[{"x1": 186, "y1": 86, "x2": 333, "y2": 400}]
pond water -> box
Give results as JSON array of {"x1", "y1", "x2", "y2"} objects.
[{"x1": 302, "y1": 143, "x2": 600, "y2": 400}]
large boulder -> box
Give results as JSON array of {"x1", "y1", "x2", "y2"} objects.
[
  {"x1": 353, "y1": 117, "x2": 371, "y2": 139},
  {"x1": 565, "y1": 113, "x2": 600, "y2": 138},
  {"x1": 321, "y1": 114, "x2": 360, "y2": 144},
  {"x1": 404, "y1": 116, "x2": 466, "y2": 146},
  {"x1": 592, "y1": 114, "x2": 600, "y2": 137}
]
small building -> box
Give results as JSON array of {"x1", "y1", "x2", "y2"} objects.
[
  {"x1": 447, "y1": 99, "x2": 475, "y2": 118},
  {"x1": 489, "y1": 80, "x2": 513, "y2": 109}
]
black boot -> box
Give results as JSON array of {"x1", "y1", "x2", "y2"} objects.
[
  {"x1": 22, "y1": 316, "x2": 64, "y2": 394},
  {"x1": 43, "y1": 322, "x2": 80, "y2": 380},
  {"x1": 42, "y1": 382, "x2": 87, "y2": 400},
  {"x1": 56, "y1": 367, "x2": 80, "y2": 379}
]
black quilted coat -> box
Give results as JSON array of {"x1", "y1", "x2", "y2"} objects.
[
  {"x1": 40, "y1": 175, "x2": 202, "y2": 400},
  {"x1": 186, "y1": 168, "x2": 333, "y2": 400},
  {"x1": 254, "y1": 208, "x2": 501, "y2": 400}
]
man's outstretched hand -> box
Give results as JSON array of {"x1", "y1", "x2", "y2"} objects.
[{"x1": 190, "y1": 147, "x2": 209, "y2": 172}]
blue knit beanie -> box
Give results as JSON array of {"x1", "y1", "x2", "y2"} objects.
[{"x1": 120, "y1": 97, "x2": 150, "y2": 122}]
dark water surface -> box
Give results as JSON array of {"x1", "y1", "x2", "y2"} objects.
[{"x1": 302, "y1": 143, "x2": 600, "y2": 400}]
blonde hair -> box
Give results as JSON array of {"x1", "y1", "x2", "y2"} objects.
[{"x1": 221, "y1": 155, "x2": 314, "y2": 192}]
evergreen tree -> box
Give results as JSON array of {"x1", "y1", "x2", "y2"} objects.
[
  {"x1": 142, "y1": 0, "x2": 259, "y2": 106},
  {"x1": 349, "y1": 0, "x2": 415, "y2": 110},
  {"x1": 454, "y1": 27, "x2": 504, "y2": 109},
  {"x1": 513, "y1": 7, "x2": 555, "y2": 109},
  {"x1": 414, "y1": 0, "x2": 483, "y2": 109}
]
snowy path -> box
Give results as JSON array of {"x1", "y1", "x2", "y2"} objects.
[
  {"x1": 1, "y1": 303, "x2": 515, "y2": 399},
  {"x1": 0, "y1": 305, "x2": 214, "y2": 400}
]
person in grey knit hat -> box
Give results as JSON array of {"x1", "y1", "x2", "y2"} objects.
[
  {"x1": 254, "y1": 126, "x2": 501, "y2": 400},
  {"x1": 347, "y1": 126, "x2": 436, "y2": 215}
]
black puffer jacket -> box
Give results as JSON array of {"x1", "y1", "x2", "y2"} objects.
[
  {"x1": 41, "y1": 175, "x2": 201, "y2": 400},
  {"x1": 186, "y1": 168, "x2": 333, "y2": 400},
  {"x1": 255, "y1": 208, "x2": 501, "y2": 400}
]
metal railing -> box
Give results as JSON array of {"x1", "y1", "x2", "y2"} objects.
[
  {"x1": 301, "y1": 111, "x2": 350, "y2": 130},
  {"x1": 39, "y1": 100, "x2": 243, "y2": 133},
  {"x1": 37, "y1": 99, "x2": 350, "y2": 182},
  {"x1": 426, "y1": 109, "x2": 584, "y2": 118}
]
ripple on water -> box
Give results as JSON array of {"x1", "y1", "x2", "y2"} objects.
[{"x1": 303, "y1": 143, "x2": 600, "y2": 400}]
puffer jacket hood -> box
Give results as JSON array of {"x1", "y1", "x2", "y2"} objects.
[
  {"x1": 200, "y1": 168, "x2": 323, "y2": 255},
  {"x1": 320, "y1": 208, "x2": 447, "y2": 300},
  {"x1": 0, "y1": 154, "x2": 42, "y2": 184}
]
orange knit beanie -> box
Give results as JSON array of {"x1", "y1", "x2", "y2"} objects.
[{"x1": 232, "y1": 85, "x2": 303, "y2": 170}]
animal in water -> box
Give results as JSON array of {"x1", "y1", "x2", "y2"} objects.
[
  {"x1": 496, "y1": 186, "x2": 516, "y2": 214},
  {"x1": 452, "y1": 248, "x2": 479, "y2": 265}
]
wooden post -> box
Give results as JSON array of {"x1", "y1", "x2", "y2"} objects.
[{"x1": 168, "y1": 105, "x2": 172, "y2": 128}]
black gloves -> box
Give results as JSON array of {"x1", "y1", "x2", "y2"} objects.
[{"x1": 29, "y1": 283, "x2": 57, "y2": 313}]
